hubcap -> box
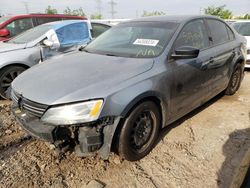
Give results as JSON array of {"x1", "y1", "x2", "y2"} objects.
[
  {"x1": 130, "y1": 111, "x2": 153, "y2": 150},
  {"x1": 0, "y1": 70, "x2": 23, "y2": 94}
]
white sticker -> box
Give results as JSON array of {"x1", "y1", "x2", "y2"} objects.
[{"x1": 133, "y1": 39, "x2": 159, "y2": 47}]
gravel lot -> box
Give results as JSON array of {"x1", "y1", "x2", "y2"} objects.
[{"x1": 0, "y1": 71, "x2": 249, "y2": 188}]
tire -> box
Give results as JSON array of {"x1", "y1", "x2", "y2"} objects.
[
  {"x1": 225, "y1": 63, "x2": 243, "y2": 95},
  {"x1": 0, "y1": 66, "x2": 26, "y2": 99},
  {"x1": 117, "y1": 101, "x2": 161, "y2": 161}
]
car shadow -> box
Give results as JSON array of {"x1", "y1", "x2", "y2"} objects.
[
  {"x1": 217, "y1": 128, "x2": 250, "y2": 188},
  {"x1": 157, "y1": 91, "x2": 224, "y2": 143}
]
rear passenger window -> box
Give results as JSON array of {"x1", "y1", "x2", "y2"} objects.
[
  {"x1": 37, "y1": 17, "x2": 61, "y2": 25},
  {"x1": 175, "y1": 19, "x2": 209, "y2": 50},
  {"x1": 207, "y1": 19, "x2": 230, "y2": 45}
]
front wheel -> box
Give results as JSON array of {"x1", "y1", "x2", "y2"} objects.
[
  {"x1": 225, "y1": 63, "x2": 243, "y2": 95},
  {"x1": 117, "y1": 101, "x2": 161, "y2": 161},
  {"x1": 0, "y1": 66, "x2": 26, "y2": 99}
]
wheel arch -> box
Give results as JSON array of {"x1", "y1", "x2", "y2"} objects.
[
  {"x1": 110, "y1": 92, "x2": 168, "y2": 154},
  {"x1": 120, "y1": 92, "x2": 167, "y2": 128},
  {"x1": 0, "y1": 63, "x2": 30, "y2": 71}
]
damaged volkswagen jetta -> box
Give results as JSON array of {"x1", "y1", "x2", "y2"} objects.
[{"x1": 11, "y1": 15, "x2": 246, "y2": 161}]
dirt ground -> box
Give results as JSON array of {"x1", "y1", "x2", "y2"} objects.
[{"x1": 0, "y1": 72, "x2": 249, "y2": 188}]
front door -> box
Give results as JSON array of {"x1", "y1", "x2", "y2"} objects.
[{"x1": 168, "y1": 19, "x2": 214, "y2": 117}]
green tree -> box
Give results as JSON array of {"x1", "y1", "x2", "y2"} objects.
[
  {"x1": 234, "y1": 14, "x2": 250, "y2": 20},
  {"x1": 63, "y1": 7, "x2": 86, "y2": 16},
  {"x1": 142, "y1": 11, "x2": 166, "y2": 17},
  {"x1": 45, "y1": 6, "x2": 58, "y2": 14},
  {"x1": 243, "y1": 14, "x2": 250, "y2": 19},
  {"x1": 90, "y1": 14, "x2": 103, "y2": 19},
  {"x1": 204, "y1": 5, "x2": 232, "y2": 19}
]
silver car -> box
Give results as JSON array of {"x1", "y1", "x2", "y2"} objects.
[{"x1": 0, "y1": 20, "x2": 94, "y2": 98}]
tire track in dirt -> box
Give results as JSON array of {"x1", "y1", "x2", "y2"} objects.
[{"x1": 0, "y1": 135, "x2": 33, "y2": 160}]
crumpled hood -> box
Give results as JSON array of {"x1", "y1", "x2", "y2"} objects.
[
  {"x1": 0, "y1": 42, "x2": 26, "y2": 53},
  {"x1": 12, "y1": 52, "x2": 154, "y2": 105}
]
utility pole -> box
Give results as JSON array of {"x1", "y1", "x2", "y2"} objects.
[
  {"x1": 108, "y1": 0, "x2": 117, "y2": 19},
  {"x1": 22, "y1": 1, "x2": 29, "y2": 14},
  {"x1": 96, "y1": 0, "x2": 102, "y2": 15},
  {"x1": 199, "y1": 7, "x2": 203, "y2": 15}
]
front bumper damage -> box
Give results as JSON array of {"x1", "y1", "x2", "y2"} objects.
[{"x1": 12, "y1": 104, "x2": 121, "y2": 160}]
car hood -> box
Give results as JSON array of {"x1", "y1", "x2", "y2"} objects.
[
  {"x1": 12, "y1": 52, "x2": 154, "y2": 105},
  {"x1": 0, "y1": 42, "x2": 26, "y2": 53}
]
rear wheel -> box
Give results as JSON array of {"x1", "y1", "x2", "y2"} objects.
[
  {"x1": 0, "y1": 66, "x2": 26, "y2": 99},
  {"x1": 225, "y1": 63, "x2": 243, "y2": 95},
  {"x1": 117, "y1": 101, "x2": 161, "y2": 161}
]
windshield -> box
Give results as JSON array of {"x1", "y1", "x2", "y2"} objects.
[
  {"x1": 8, "y1": 24, "x2": 52, "y2": 44},
  {"x1": 0, "y1": 16, "x2": 10, "y2": 25},
  {"x1": 85, "y1": 21, "x2": 179, "y2": 58},
  {"x1": 232, "y1": 22, "x2": 250, "y2": 36}
]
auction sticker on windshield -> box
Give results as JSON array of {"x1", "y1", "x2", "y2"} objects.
[{"x1": 133, "y1": 39, "x2": 159, "y2": 46}]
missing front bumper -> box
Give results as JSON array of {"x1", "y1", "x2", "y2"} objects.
[{"x1": 12, "y1": 105, "x2": 121, "y2": 159}]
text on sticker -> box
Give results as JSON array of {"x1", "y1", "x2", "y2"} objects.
[{"x1": 133, "y1": 39, "x2": 159, "y2": 47}]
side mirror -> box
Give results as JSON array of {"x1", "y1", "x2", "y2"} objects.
[
  {"x1": 43, "y1": 39, "x2": 54, "y2": 47},
  {"x1": 0, "y1": 28, "x2": 10, "y2": 37},
  {"x1": 171, "y1": 46, "x2": 200, "y2": 60}
]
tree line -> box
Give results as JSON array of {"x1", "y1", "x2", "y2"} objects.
[{"x1": 44, "y1": 5, "x2": 250, "y2": 20}]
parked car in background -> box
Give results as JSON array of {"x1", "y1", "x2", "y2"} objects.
[
  {"x1": 0, "y1": 20, "x2": 92, "y2": 98},
  {"x1": 11, "y1": 15, "x2": 246, "y2": 161},
  {"x1": 91, "y1": 22, "x2": 111, "y2": 38},
  {"x1": 0, "y1": 14, "x2": 87, "y2": 41},
  {"x1": 232, "y1": 21, "x2": 250, "y2": 68}
]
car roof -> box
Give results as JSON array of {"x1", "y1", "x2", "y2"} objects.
[
  {"x1": 43, "y1": 20, "x2": 89, "y2": 30},
  {"x1": 2, "y1": 14, "x2": 86, "y2": 19},
  {"x1": 125, "y1": 15, "x2": 220, "y2": 24}
]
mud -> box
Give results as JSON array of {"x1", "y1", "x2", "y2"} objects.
[{"x1": 0, "y1": 72, "x2": 249, "y2": 188}]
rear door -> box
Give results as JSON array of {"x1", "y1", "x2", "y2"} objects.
[
  {"x1": 169, "y1": 19, "x2": 215, "y2": 116},
  {"x1": 205, "y1": 19, "x2": 237, "y2": 93}
]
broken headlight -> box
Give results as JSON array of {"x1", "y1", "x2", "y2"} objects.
[{"x1": 41, "y1": 100, "x2": 103, "y2": 125}]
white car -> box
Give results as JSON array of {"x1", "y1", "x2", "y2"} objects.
[{"x1": 232, "y1": 21, "x2": 250, "y2": 68}]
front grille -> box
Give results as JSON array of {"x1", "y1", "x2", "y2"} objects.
[{"x1": 11, "y1": 90, "x2": 48, "y2": 118}]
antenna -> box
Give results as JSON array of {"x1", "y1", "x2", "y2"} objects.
[{"x1": 108, "y1": 0, "x2": 117, "y2": 19}]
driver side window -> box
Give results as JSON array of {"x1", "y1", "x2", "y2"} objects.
[
  {"x1": 5, "y1": 18, "x2": 34, "y2": 37},
  {"x1": 175, "y1": 19, "x2": 209, "y2": 50}
]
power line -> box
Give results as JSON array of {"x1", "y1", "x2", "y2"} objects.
[{"x1": 108, "y1": 0, "x2": 117, "y2": 19}]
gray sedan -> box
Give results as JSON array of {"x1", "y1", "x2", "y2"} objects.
[{"x1": 11, "y1": 15, "x2": 246, "y2": 161}]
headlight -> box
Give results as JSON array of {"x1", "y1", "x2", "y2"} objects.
[{"x1": 41, "y1": 100, "x2": 103, "y2": 125}]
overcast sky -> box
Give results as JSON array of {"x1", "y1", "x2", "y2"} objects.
[{"x1": 0, "y1": 0, "x2": 249, "y2": 18}]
